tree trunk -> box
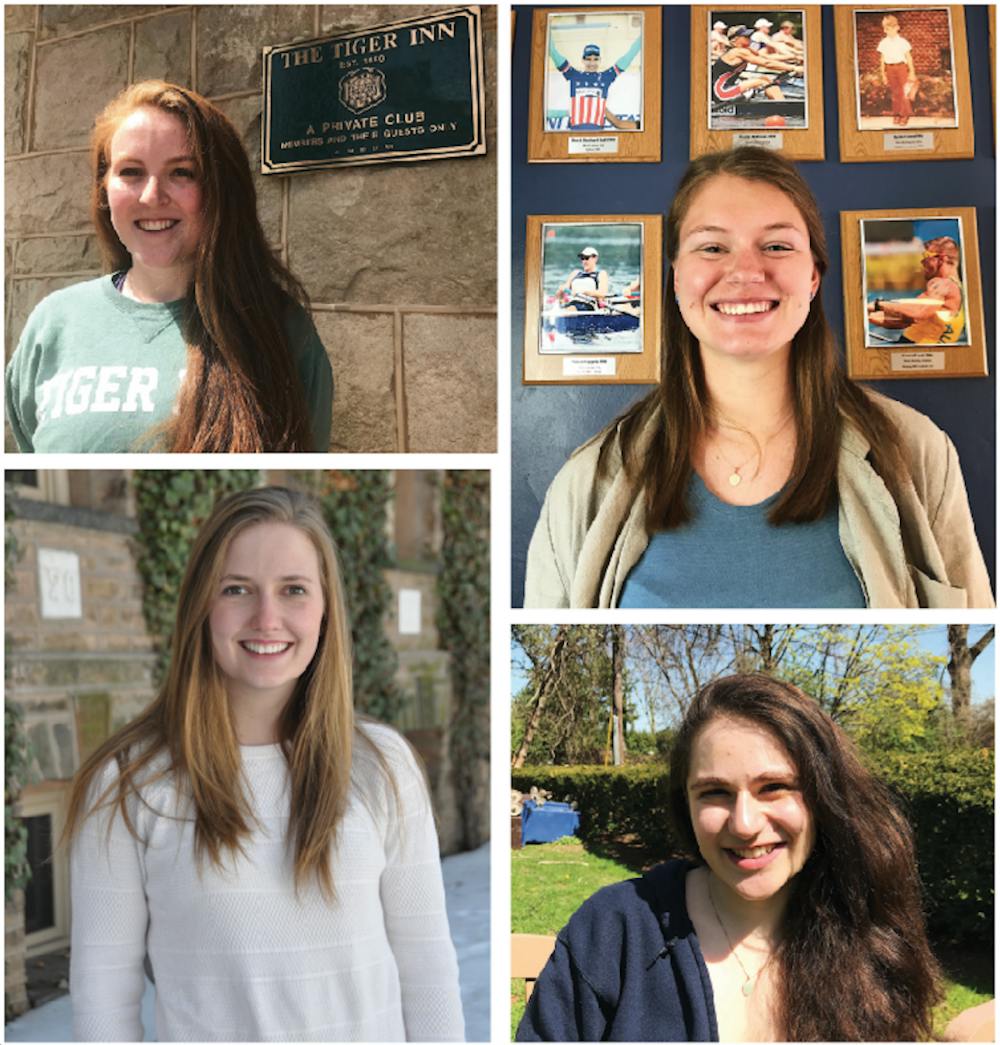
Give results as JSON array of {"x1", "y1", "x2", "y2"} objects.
[
  {"x1": 611, "y1": 625, "x2": 625, "y2": 765},
  {"x1": 948, "y1": 624, "x2": 995, "y2": 722},
  {"x1": 512, "y1": 627, "x2": 567, "y2": 768},
  {"x1": 759, "y1": 624, "x2": 775, "y2": 672}
]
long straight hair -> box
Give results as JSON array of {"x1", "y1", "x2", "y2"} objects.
[
  {"x1": 599, "y1": 147, "x2": 907, "y2": 530},
  {"x1": 91, "y1": 81, "x2": 314, "y2": 452},
  {"x1": 64, "y1": 487, "x2": 373, "y2": 900},
  {"x1": 668, "y1": 674, "x2": 941, "y2": 1040}
]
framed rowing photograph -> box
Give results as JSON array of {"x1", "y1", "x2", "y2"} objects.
[
  {"x1": 841, "y1": 208, "x2": 986, "y2": 379},
  {"x1": 834, "y1": 6, "x2": 974, "y2": 161},
  {"x1": 527, "y1": 7, "x2": 662, "y2": 163},
  {"x1": 523, "y1": 214, "x2": 662, "y2": 384},
  {"x1": 691, "y1": 5, "x2": 824, "y2": 160}
]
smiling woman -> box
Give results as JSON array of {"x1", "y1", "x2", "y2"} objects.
[
  {"x1": 523, "y1": 147, "x2": 992, "y2": 608},
  {"x1": 5, "y1": 82, "x2": 333, "y2": 452},
  {"x1": 62, "y1": 487, "x2": 464, "y2": 1042},
  {"x1": 517, "y1": 674, "x2": 942, "y2": 1042}
]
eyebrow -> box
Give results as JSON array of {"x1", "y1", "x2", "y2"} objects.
[
  {"x1": 220, "y1": 573, "x2": 314, "y2": 582},
  {"x1": 685, "y1": 222, "x2": 803, "y2": 236},
  {"x1": 689, "y1": 771, "x2": 797, "y2": 789},
  {"x1": 114, "y1": 154, "x2": 196, "y2": 165}
]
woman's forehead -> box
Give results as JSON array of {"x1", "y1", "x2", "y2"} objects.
[
  {"x1": 689, "y1": 715, "x2": 798, "y2": 774},
  {"x1": 681, "y1": 175, "x2": 808, "y2": 234},
  {"x1": 109, "y1": 105, "x2": 190, "y2": 156}
]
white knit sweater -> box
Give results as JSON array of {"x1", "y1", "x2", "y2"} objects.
[{"x1": 70, "y1": 723, "x2": 465, "y2": 1042}]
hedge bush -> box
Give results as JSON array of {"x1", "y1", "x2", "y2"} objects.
[
  {"x1": 514, "y1": 747, "x2": 994, "y2": 949},
  {"x1": 871, "y1": 749, "x2": 994, "y2": 947},
  {"x1": 512, "y1": 765, "x2": 678, "y2": 857}
]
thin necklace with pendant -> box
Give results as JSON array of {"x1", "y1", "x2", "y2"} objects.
[
  {"x1": 706, "y1": 877, "x2": 771, "y2": 997},
  {"x1": 713, "y1": 411, "x2": 794, "y2": 488},
  {"x1": 716, "y1": 445, "x2": 759, "y2": 488}
]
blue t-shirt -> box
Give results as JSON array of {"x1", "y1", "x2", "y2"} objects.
[{"x1": 618, "y1": 475, "x2": 866, "y2": 608}]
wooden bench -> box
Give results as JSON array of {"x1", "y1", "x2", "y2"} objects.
[{"x1": 511, "y1": 933, "x2": 556, "y2": 1001}]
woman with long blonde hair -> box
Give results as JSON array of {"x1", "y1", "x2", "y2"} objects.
[
  {"x1": 65, "y1": 487, "x2": 464, "y2": 1042},
  {"x1": 6, "y1": 82, "x2": 332, "y2": 452}
]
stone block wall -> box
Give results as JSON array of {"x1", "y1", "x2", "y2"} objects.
[{"x1": 5, "y1": 5, "x2": 497, "y2": 452}]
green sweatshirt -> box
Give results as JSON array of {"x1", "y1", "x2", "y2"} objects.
[{"x1": 5, "y1": 275, "x2": 333, "y2": 452}]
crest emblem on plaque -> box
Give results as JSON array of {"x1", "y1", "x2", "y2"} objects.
[{"x1": 338, "y1": 68, "x2": 387, "y2": 114}]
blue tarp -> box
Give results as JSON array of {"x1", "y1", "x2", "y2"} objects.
[{"x1": 521, "y1": 799, "x2": 580, "y2": 844}]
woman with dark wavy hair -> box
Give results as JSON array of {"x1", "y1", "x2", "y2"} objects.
[
  {"x1": 6, "y1": 81, "x2": 332, "y2": 452},
  {"x1": 517, "y1": 674, "x2": 942, "y2": 1041},
  {"x1": 524, "y1": 147, "x2": 991, "y2": 608},
  {"x1": 64, "y1": 488, "x2": 463, "y2": 1041}
]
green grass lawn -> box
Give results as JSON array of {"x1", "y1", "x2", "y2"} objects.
[
  {"x1": 511, "y1": 836, "x2": 635, "y2": 936},
  {"x1": 933, "y1": 945, "x2": 994, "y2": 1039},
  {"x1": 511, "y1": 838, "x2": 634, "y2": 1037},
  {"x1": 510, "y1": 839, "x2": 993, "y2": 1040}
]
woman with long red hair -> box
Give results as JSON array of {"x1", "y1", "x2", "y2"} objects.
[{"x1": 6, "y1": 82, "x2": 332, "y2": 452}]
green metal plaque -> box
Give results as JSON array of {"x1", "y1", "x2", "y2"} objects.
[{"x1": 262, "y1": 6, "x2": 486, "y2": 173}]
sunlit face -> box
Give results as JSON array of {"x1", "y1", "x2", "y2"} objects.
[
  {"x1": 686, "y1": 715, "x2": 815, "y2": 904},
  {"x1": 673, "y1": 174, "x2": 819, "y2": 366},
  {"x1": 106, "y1": 106, "x2": 204, "y2": 285},
  {"x1": 209, "y1": 523, "x2": 325, "y2": 710},
  {"x1": 920, "y1": 246, "x2": 957, "y2": 281},
  {"x1": 580, "y1": 253, "x2": 598, "y2": 270}
]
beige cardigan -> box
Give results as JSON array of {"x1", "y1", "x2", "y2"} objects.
[{"x1": 524, "y1": 396, "x2": 993, "y2": 609}]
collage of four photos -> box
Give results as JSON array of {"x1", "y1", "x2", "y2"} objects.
[{"x1": 2, "y1": 2, "x2": 996, "y2": 1043}]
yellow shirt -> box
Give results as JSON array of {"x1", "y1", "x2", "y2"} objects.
[{"x1": 904, "y1": 300, "x2": 966, "y2": 345}]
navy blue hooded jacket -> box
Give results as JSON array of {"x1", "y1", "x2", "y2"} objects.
[{"x1": 516, "y1": 860, "x2": 719, "y2": 1042}]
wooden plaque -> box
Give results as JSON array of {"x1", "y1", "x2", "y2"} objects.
[
  {"x1": 523, "y1": 214, "x2": 662, "y2": 384},
  {"x1": 691, "y1": 5, "x2": 824, "y2": 161},
  {"x1": 527, "y1": 7, "x2": 662, "y2": 163},
  {"x1": 834, "y1": 6, "x2": 973, "y2": 162},
  {"x1": 841, "y1": 207, "x2": 986, "y2": 379}
]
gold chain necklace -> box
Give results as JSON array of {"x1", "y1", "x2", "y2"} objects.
[
  {"x1": 712, "y1": 411, "x2": 794, "y2": 488},
  {"x1": 706, "y1": 877, "x2": 772, "y2": 997}
]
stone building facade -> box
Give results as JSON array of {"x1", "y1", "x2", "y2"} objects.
[
  {"x1": 4, "y1": 469, "x2": 479, "y2": 1016},
  {"x1": 5, "y1": 4, "x2": 497, "y2": 452}
]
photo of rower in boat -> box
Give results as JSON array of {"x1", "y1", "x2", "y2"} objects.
[
  {"x1": 544, "y1": 11, "x2": 644, "y2": 132},
  {"x1": 709, "y1": 9, "x2": 807, "y2": 130},
  {"x1": 862, "y1": 216, "x2": 969, "y2": 347},
  {"x1": 538, "y1": 221, "x2": 643, "y2": 353},
  {"x1": 852, "y1": 8, "x2": 958, "y2": 130}
]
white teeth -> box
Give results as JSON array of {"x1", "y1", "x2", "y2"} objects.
[
  {"x1": 136, "y1": 219, "x2": 178, "y2": 231},
  {"x1": 734, "y1": 844, "x2": 777, "y2": 858},
  {"x1": 715, "y1": 301, "x2": 774, "y2": 315},
  {"x1": 241, "y1": 641, "x2": 290, "y2": 655}
]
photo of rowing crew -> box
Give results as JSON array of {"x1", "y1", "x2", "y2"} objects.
[
  {"x1": 862, "y1": 217, "x2": 969, "y2": 348},
  {"x1": 708, "y1": 9, "x2": 806, "y2": 131},
  {"x1": 538, "y1": 222, "x2": 643, "y2": 354}
]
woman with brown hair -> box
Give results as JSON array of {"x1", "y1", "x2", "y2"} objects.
[
  {"x1": 6, "y1": 82, "x2": 332, "y2": 452},
  {"x1": 65, "y1": 488, "x2": 464, "y2": 1041},
  {"x1": 517, "y1": 673, "x2": 943, "y2": 1041},
  {"x1": 524, "y1": 147, "x2": 991, "y2": 608}
]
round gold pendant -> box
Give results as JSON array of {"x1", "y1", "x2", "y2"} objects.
[{"x1": 728, "y1": 472, "x2": 742, "y2": 487}]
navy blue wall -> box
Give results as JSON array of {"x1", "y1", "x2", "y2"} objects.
[{"x1": 511, "y1": 4, "x2": 995, "y2": 605}]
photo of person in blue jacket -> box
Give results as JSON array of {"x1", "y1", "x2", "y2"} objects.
[{"x1": 516, "y1": 674, "x2": 942, "y2": 1041}]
